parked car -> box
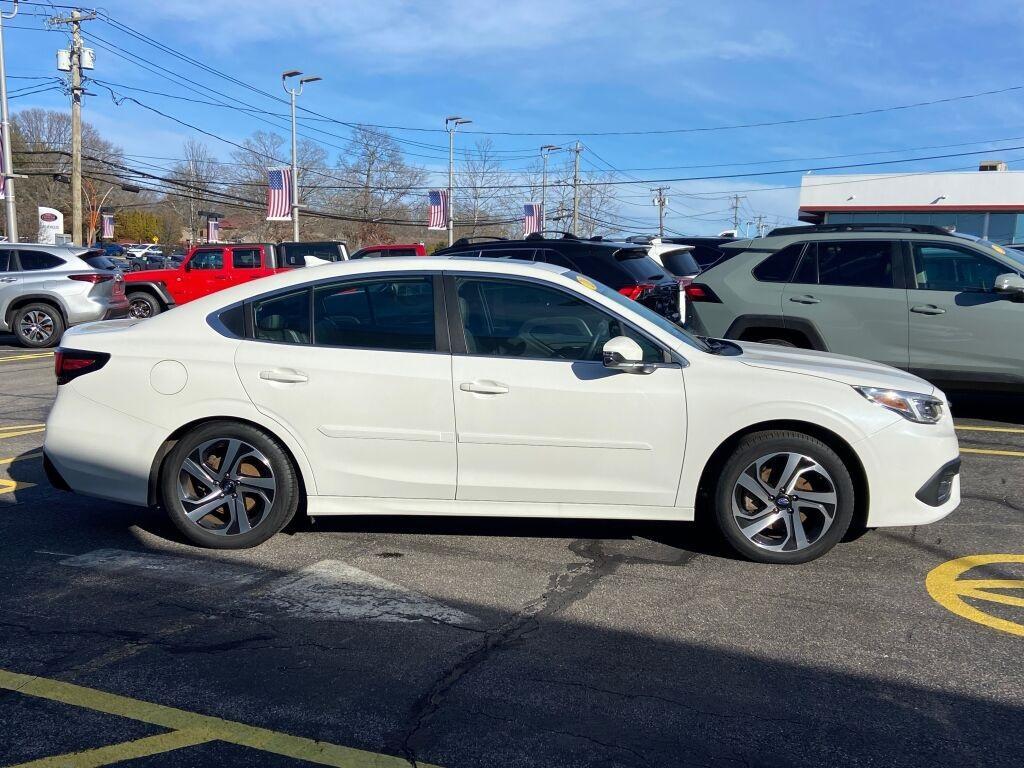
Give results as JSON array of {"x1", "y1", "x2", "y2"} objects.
[
  {"x1": 122, "y1": 242, "x2": 344, "y2": 318},
  {"x1": 436, "y1": 232, "x2": 682, "y2": 323},
  {"x1": 101, "y1": 243, "x2": 127, "y2": 259},
  {"x1": 350, "y1": 243, "x2": 427, "y2": 259},
  {"x1": 630, "y1": 235, "x2": 736, "y2": 270},
  {"x1": 684, "y1": 223, "x2": 1024, "y2": 390},
  {"x1": 642, "y1": 239, "x2": 702, "y2": 316},
  {"x1": 125, "y1": 244, "x2": 163, "y2": 259},
  {"x1": 0, "y1": 244, "x2": 128, "y2": 348},
  {"x1": 44, "y1": 257, "x2": 960, "y2": 564}
]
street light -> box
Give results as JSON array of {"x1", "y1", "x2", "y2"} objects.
[
  {"x1": 445, "y1": 115, "x2": 471, "y2": 246},
  {"x1": 282, "y1": 70, "x2": 321, "y2": 242},
  {"x1": 540, "y1": 145, "x2": 561, "y2": 233}
]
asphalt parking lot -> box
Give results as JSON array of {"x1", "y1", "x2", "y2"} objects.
[{"x1": 1, "y1": 338, "x2": 1022, "y2": 768}]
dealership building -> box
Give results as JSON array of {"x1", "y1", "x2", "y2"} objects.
[{"x1": 797, "y1": 161, "x2": 1024, "y2": 244}]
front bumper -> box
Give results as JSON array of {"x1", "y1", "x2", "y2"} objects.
[{"x1": 857, "y1": 416, "x2": 961, "y2": 527}]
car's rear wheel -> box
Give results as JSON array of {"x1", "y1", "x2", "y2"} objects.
[
  {"x1": 127, "y1": 291, "x2": 161, "y2": 319},
  {"x1": 13, "y1": 303, "x2": 64, "y2": 348},
  {"x1": 714, "y1": 430, "x2": 854, "y2": 564},
  {"x1": 160, "y1": 421, "x2": 300, "y2": 549}
]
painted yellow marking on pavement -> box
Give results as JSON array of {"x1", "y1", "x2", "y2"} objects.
[
  {"x1": 0, "y1": 478, "x2": 34, "y2": 495},
  {"x1": 926, "y1": 554, "x2": 1024, "y2": 638},
  {"x1": 0, "y1": 451, "x2": 42, "y2": 466},
  {"x1": 961, "y1": 447, "x2": 1024, "y2": 458},
  {"x1": 0, "y1": 426, "x2": 45, "y2": 440},
  {"x1": 0, "y1": 352, "x2": 53, "y2": 363},
  {"x1": 11, "y1": 729, "x2": 213, "y2": 768},
  {"x1": 0, "y1": 667, "x2": 441, "y2": 767},
  {"x1": 956, "y1": 425, "x2": 1024, "y2": 434}
]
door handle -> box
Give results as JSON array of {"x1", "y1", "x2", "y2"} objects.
[
  {"x1": 0, "y1": 277, "x2": 16, "y2": 283},
  {"x1": 910, "y1": 305, "x2": 946, "y2": 315},
  {"x1": 260, "y1": 369, "x2": 309, "y2": 383},
  {"x1": 460, "y1": 381, "x2": 509, "y2": 395},
  {"x1": 789, "y1": 295, "x2": 821, "y2": 305}
]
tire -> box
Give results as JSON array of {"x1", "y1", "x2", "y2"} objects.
[
  {"x1": 713, "y1": 430, "x2": 854, "y2": 564},
  {"x1": 127, "y1": 291, "x2": 162, "y2": 319},
  {"x1": 13, "y1": 303, "x2": 65, "y2": 348},
  {"x1": 160, "y1": 421, "x2": 300, "y2": 549}
]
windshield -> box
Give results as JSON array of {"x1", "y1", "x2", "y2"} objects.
[
  {"x1": 999, "y1": 246, "x2": 1024, "y2": 270},
  {"x1": 583, "y1": 274, "x2": 711, "y2": 353}
]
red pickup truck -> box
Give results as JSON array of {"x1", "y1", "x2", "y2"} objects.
[{"x1": 124, "y1": 241, "x2": 347, "y2": 318}]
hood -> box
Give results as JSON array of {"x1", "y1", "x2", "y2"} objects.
[
  {"x1": 736, "y1": 341, "x2": 934, "y2": 394},
  {"x1": 123, "y1": 267, "x2": 179, "y2": 282}
]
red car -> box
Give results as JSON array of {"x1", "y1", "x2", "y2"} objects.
[
  {"x1": 123, "y1": 241, "x2": 348, "y2": 318},
  {"x1": 349, "y1": 243, "x2": 427, "y2": 259}
]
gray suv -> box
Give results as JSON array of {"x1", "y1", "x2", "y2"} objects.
[
  {"x1": 0, "y1": 244, "x2": 129, "y2": 348},
  {"x1": 685, "y1": 223, "x2": 1024, "y2": 390}
]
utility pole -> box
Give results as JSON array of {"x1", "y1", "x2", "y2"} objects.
[
  {"x1": 51, "y1": 9, "x2": 95, "y2": 246},
  {"x1": 730, "y1": 194, "x2": 745, "y2": 236},
  {"x1": 445, "y1": 116, "x2": 471, "y2": 246},
  {"x1": 754, "y1": 214, "x2": 767, "y2": 238},
  {"x1": 540, "y1": 144, "x2": 559, "y2": 233},
  {"x1": 282, "y1": 70, "x2": 321, "y2": 242},
  {"x1": 571, "y1": 141, "x2": 582, "y2": 236},
  {"x1": 0, "y1": 2, "x2": 20, "y2": 242},
  {"x1": 651, "y1": 186, "x2": 669, "y2": 238}
]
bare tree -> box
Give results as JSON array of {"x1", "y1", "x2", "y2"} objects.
[
  {"x1": 455, "y1": 139, "x2": 518, "y2": 237},
  {"x1": 167, "y1": 139, "x2": 221, "y2": 245}
]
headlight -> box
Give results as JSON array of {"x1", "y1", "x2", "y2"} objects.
[{"x1": 854, "y1": 386, "x2": 945, "y2": 424}]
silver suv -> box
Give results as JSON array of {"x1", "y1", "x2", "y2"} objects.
[
  {"x1": 685, "y1": 223, "x2": 1024, "y2": 390},
  {"x1": 0, "y1": 244, "x2": 129, "y2": 348}
]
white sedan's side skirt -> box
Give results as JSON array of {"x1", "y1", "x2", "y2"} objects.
[{"x1": 307, "y1": 495, "x2": 696, "y2": 521}]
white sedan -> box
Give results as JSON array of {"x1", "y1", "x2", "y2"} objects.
[{"x1": 43, "y1": 258, "x2": 960, "y2": 563}]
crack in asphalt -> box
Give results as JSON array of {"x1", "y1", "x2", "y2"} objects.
[{"x1": 397, "y1": 538, "x2": 697, "y2": 767}]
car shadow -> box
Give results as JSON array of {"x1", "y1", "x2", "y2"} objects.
[{"x1": 946, "y1": 390, "x2": 1024, "y2": 423}]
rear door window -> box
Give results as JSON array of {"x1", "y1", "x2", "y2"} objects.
[
  {"x1": 313, "y1": 277, "x2": 435, "y2": 351},
  {"x1": 16, "y1": 251, "x2": 66, "y2": 271},
  {"x1": 232, "y1": 248, "x2": 262, "y2": 269},
  {"x1": 252, "y1": 289, "x2": 311, "y2": 345},
  {"x1": 280, "y1": 243, "x2": 344, "y2": 265},
  {"x1": 796, "y1": 241, "x2": 897, "y2": 288},
  {"x1": 537, "y1": 249, "x2": 577, "y2": 270},
  {"x1": 479, "y1": 248, "x2": 537, "y2": 261}
]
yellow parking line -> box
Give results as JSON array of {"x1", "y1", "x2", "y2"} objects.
[
  {"x1": 961, "y1": 447, "x2": 1024, "y2": 458},
  {"x1": 0, "y1": 426, "x2": 45, "y2": 440},
  {"x1": 0, "y1": 451, "x2": 42, "y2": 466},
  {"x1": 0, "y1": 352, "x2": 53, "y2": 362},
  {"x1": 10, "y1": 729, "x2": 213, "y2": 768},
  {"x1": 956, "y1": 425, "x2": 1024, "y2": 434},
  {"x1": 0, "y1": 668, "x2": 440, "y2": 768}
]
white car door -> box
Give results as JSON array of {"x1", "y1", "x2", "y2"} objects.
[
  {"x1": 234, "y1": 274, "x2": 457, "y2": 499},
  {"x1": 447, "y1": 274, "x2": 687, "y2": 507}
]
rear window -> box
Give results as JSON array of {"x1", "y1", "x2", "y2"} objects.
[
  {"x1": 279, "y1": 243, "x2": 344, "y2": 266},
  {"x1": 81, "y1": 251, "x2": 118, "y2": 271},
  {"x1": 660, "y1": 249, "x2": 701, "y2": 277},
  {"x1": 18, "y1": 251, "x2": 65, "y2": 271},
  {"x1": 611, "y1": 249, "x2": 670, "y2": 286}
]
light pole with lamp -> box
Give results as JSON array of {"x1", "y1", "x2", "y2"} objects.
[
  {"x1": 282, "y1": 70, "x2": 321, "y2": 242},
  {"x1": 445, "y1": 116, "x2": 471, "y2": 246}
]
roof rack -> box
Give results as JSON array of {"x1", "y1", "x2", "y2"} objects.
[
  {"x1": 451, "y1": 236, "x2": 508, "y2": 247},
  {"x1": 524, "y1": 230, "x2": 579, "y2": 241},
  {"x1": 768, "y1": 223, "x2": 955, "y2": 237}
]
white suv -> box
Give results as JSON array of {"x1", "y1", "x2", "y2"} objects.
[
  {"x1": 43, "y1": 258, "x2": 960, "y2": 563},
  {"x1": 0, "y1": 244, "x2": 128, "y2": 347}
]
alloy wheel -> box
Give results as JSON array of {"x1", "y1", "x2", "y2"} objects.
[
  {"x1": 19, "y1": 310, "x2": 55, "y2": 344},
  {"x1": 128, "y1": 299, "x2": 153, "y2": 319},
  {"x1": 177, "y1": 438, "x2": 277, "y2": 536},
  {"x1": 731, "y1": 451, "x2": 838, "y2": 553}
]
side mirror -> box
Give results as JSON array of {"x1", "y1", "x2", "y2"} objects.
[
  {"x1": 994, "y1": 273, "x2": 1024, "y2": 298},
  {"x1": 602, "y1": 335, "x2": 655, "y2": 374}
]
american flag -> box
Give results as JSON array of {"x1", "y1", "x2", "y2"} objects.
[
  {"x1": 101, "y1": 213, "x2": 114, "y2": 239},
  {"x1": 266, "y1": 167, "x2": 292, "y2": 221},
  {"x1": 523, "y1": 202, "x2": 542, "y2": 236},
  {"x1": 207, "y1": 217, "x2": 220, "y2": 244},
  {"x1": 427, "y1": 189, "x2": 448, "y2": 230}
]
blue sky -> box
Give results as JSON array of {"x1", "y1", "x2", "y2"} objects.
[{"x1": 6, "y1": 0, "x2": 1024, "y2": 235}]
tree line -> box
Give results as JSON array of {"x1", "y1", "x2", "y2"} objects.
[{"x1": 6, "y1": 108, "x2": 623, "y2": 248}]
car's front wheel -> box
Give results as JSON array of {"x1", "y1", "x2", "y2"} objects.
[
  {"x1": 13, "y1": 303, "x2": 65, "y2": 348},
  {"x1": 160, "y1": 421, "x2": 300, "y2": 549},
  {"x1": 714, "y1": 430, "x2": 855, "y2": 564}
]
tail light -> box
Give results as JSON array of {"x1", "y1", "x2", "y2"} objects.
[
  {"x1": 68, "y1": 273, "x2": 113, "y2": 284},
  {"x1": 618, "y1": 283, "x2": 655, "y2": 301},
  {"x1": 55, "y1": 348, "x2": 110, "y2": 385},
  {"x1": 683, "y1": 283, "x2": 721, "y2": 303}
]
